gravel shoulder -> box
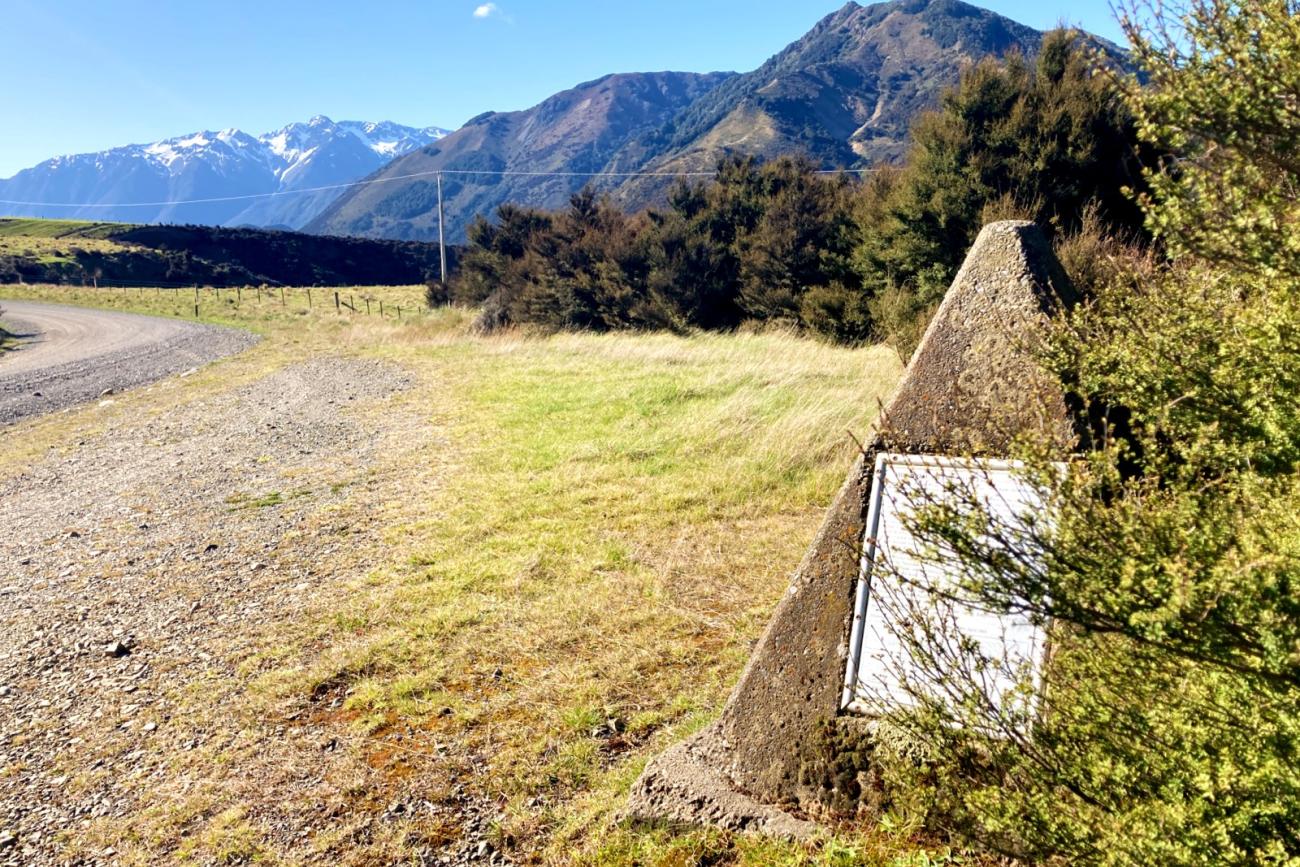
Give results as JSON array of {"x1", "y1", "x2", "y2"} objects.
[
  {"x1": 0, "y1": 352, "x2": 493, "y2": 865},
  {"x1": 0, "y1": 299, "x2": 258, "y2": 427}
]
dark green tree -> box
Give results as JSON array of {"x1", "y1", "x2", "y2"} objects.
[{"x1": 857, "y1": 29, "x2": 1153, "y2": 352}]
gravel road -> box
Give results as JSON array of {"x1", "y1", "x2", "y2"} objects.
[{"x1": 0, "y1": 299, "x2": 258, "y2": 426}]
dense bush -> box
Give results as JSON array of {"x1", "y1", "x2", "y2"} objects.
[
  {"x1": 108, "y1": 224, "x2": 452, "y2": 287},
  {"x1": 0, "y1": 223, "x2": 454, "y2": 288},
  {"x1": 448, "y1": 30, "x2": 1152, "y2": 350},
  {"x1": 454, "y1": 157, "x2": 860, "y2": 337},
  {"x1": 873, "y1": 2, "x2": 1300, "y2": 863},
  {"x1": 856, "y1": 29, "x2": 1153, "y2": 350}
]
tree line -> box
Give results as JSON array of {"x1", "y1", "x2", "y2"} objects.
[{"x1": 1, "y1": 222, "x2": 453, "y2": 289}]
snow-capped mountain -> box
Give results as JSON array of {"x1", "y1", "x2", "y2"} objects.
[{"x1": 0, "y1": 116, "x2": 450, "y2": 229}]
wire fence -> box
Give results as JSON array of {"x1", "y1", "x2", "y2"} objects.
[{"x1": 44, "y1": 281, "x2": 417, "y2": 322}]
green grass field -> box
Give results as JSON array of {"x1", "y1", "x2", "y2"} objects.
[
  {"x1": 0, "y1": 284, "x2": 967, "y2": 865},
  {"x1": 0, "y1": 217, "x2": 132, "y2": 239},
  {"x1": 0, "y1": 218, "x2": 136, "y2": 271}
]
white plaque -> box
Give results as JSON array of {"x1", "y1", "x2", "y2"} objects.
[{"x1": 841, "y1": 453, "x2": 1050, "y2": 722}]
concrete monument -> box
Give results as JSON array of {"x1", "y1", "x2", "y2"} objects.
[{"x1": 626, "y1": 220, "x2": 1081, "y2": 835}]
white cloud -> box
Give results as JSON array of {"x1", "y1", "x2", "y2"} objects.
[{"x1": 473, "y1": 3, "x2": 498, "y2": 18}]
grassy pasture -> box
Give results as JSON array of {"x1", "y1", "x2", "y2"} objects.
[
  {"x1": 0, "y1": 232, "x2": 127, "y2": 262},
  {"x1": 0, "y1": 217, "x2": 130, "y2": 239},
  {"x1": 0, "y1": 284, "x2": 952, "y2": 864},
  {"x1": 0, "y1": 217, "x2": 138, "y2": 271}
]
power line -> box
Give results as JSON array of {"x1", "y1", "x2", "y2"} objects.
[{"x1": 0, "y1": 166, "x2": 875, "y2": 211}]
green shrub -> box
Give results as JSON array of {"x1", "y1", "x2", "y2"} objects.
[{"x1": 874, "y1": 3, "x2": 1300, "y2": 862}]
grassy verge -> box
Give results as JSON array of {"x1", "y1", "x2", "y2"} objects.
[{"x1": 0, "y1": 284, "x2": 948, "y2": 864}]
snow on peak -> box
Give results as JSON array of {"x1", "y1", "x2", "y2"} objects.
[
  {"x1": 336, "y1": 120, "x2": 450, "y2": 157},
  {"x1": 8, "y1": 117, "x2": 451, "y2": 188}
]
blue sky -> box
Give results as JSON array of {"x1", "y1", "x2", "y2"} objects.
[{"x1": 0, "y1": 0, "x2": 1124, "y2": 179}]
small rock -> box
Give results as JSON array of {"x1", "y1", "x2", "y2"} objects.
[
  {"x1": 0, "y1": 830, "x2": 13, "y2": 849},
  {"x1": 142, "y1": 721, "x2": 157, "y2": 733},
  {"x1": 105, "y1": 640, "x2": 131, "y2": 658},
  {"x1": 99, "y1": 388, "x2": 114, "y2": 397},
  {"x1": 476, "y1": 840, "x2": 492, "y2": 858}
]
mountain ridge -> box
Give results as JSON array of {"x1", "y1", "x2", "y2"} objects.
[
  {"x1": 307, "y1": 70, "x2": 736, "y2": 241},
  {"x1": 311, "y1": 0, "x2": 1070, "y2": 241},
  {"x1": 0, "y1": 117, "x2": 449, "y2": 230}
]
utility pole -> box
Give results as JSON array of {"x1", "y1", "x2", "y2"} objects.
[{"x1": 437, "y1": 172, "x2": 447, "y2": 284}]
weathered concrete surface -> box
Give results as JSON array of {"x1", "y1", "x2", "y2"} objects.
[
  {"x1": 626, "y1": 221, "x2": 1078, "y2": 835},
  {"x1": 626, "y1": 738, "x2": 818, "y2": 838},
  {"x1": 877, "y1": 220, "x2": 1079, "y2": 456}
]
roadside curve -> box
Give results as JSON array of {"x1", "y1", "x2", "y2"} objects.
[{"x1": 0, "y1": 299, "x2": 258, "y2": 426}]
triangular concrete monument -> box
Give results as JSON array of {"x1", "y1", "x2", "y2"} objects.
[{"x1": 626, "y1": 221, "x2": 1081, "y2": 835}]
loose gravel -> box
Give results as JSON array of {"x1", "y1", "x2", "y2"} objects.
[{"x1": 0, "y1": 355, "x2": 504, "y2": 865}]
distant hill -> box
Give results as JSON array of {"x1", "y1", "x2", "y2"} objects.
[
  {"x1": 0, "y1": 117, "x2": 449, "y2": 230},
  {"x1": 307, "y1": 71, "x2": 736, "y2": 241},
  {"x1": 0, "y1": 218, "x2": 451, "y2": 288},
  {"x1": 311, "y1": 0, "x2": 1061, "y2": 241}
]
